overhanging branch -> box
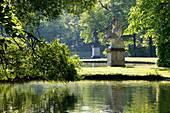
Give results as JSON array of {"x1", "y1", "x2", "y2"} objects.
[
  {"x1": 23, "y1": 30, "x2": 41, "y2": 42},
  {"x1": 98, "y1": 0, "x2": 111, "y2": 12}
]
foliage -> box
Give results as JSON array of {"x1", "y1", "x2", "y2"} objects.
[
  {"x1": 125, "y1": 0, "x2": 170, "y2": 67},
  {"x1": 11, "y1": 0, "x2": 97, "y2": 21},
  {"x1": 0, "y1": 0, "x2": 25, "y2": 37},
  {"x1": 0, "y1": 0, "x2": 98, "y2": 52},
  {"x1": 0, "y1": 37, "x2": 82, "y2": 82},
  {"x1": 39, "y1": 12, "x2": 109, "y2": 58},
  {"x1": 30, "y1": 39, "x2": 82, "y2": 82},
  {"x1": 0, "y1": 36, "x2": 27, "y2": 80},
  {"x1": 79, "y1": 0, "x2": 136, "y2": 44},
  {"x1": 39, "y1": 13, "x2": 89, "y2": 52},
  {"x1": 0, "y1": 0, "x2": 97, "y2": 81},
  {"x1": 0, "y1": 0, "x2": 97, "y2": 43},
  {"x1": 8, "y1": 0, "x2": 97, "y2": 32},
  {"x1": 0, "y1": 0, "x2": 26, "y2": 62}
]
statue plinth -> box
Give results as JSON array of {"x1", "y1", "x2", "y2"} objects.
[
  {"x1": 91, "y1": 44, "x2": 101, "y2": 58},
  {"x1": 107, "y1": 48, "x2": 125, "y2": 67},
  {"x1": 105, "y1": 14, "x2": 125, "y2": 66},
  {"x1": 91, "y1": 30, "x2": 101, "y2": 59}
]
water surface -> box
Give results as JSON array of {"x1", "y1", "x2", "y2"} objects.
[{"x1": 0, "y1": 81, "x2": 170, "y2": 113}]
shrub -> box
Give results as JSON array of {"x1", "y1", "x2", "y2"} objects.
[{"x1": 0, "y1": 37, "x2": 82, "y2": 82}]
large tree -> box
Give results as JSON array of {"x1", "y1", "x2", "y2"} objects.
[
  {"x1": 0, "y1": 0, "x2": 97, "y2": 81},
  {"x1": 125, "y1": 0, "x2": 169, "y2": 67},
  {"x1": 1, "y1": 0, "x2": 97, "y2": 39}
]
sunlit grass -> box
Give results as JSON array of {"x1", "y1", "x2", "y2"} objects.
[
  {"x1": 125, "y1": 57, "x2": 158, "y2": 63},
  {"x1": 78, "y1": 57, "x2": 170, "y2": 77},
  {"x1": 78, "y1": 64, "x2": 170, "y2": 77}
]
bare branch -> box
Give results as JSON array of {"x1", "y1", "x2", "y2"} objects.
[
  {"x1": 98, "y1": 0, "x2": 111, "y2": 12},
  {"x1": 23, "y1": 30, "x2": 41, "y2": 42},
  {"x1": 12, "y1": 38, "x2": 23, "y2": 50}
]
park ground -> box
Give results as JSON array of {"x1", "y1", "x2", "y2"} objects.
[{"x1": 79, "y1": 57, "x2": 170, "y2": 78}]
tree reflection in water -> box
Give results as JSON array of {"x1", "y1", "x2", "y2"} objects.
[
  {"x1": 0, "y1": 84, "x2": 77, "y2": 113},
  {"x1": 0, "y1": 81, "x2": 170, "y2": 113}
]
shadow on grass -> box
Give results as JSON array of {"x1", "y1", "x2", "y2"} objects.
[
  {"x1": 82, "y1": 73, "x2": 169, "y2": 81},
  {"x1": 125, "y1": 65, "x2": 134, "y2": 68},
  {"x1": 157, "y1": 68, "x2": 170, "y2": 71}
]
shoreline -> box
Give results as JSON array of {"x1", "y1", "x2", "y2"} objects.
[{"x1": 83, "y1": 74, "x2": 170, "y2": 81}]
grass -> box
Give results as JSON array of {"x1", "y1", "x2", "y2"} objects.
[
  {"x1": 78, "y1": 64, "x2": 170, "y2": 78},
  {"x1": 125, "y1": 57, "x2": 158, "y2": 63}
]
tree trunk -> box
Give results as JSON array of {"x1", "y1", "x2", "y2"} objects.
[
  {"x1": 133, "y1": 33, "x2": 136, "y2": 57},
  {"x1": 149, "y1": 36, "x2": 153, "y2": 57}
]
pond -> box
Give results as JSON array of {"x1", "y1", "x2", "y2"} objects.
[{"x1": 0, "y1": 80, "x2": 170, "y2": 113}]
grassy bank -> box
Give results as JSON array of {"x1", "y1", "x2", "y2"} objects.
[{"x1": 78, "y1": 64, "x2": 170, "y2": 78}]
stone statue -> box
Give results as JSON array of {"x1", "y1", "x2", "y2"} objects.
[
  {"x1": 91, "y1": 30, "x2": 101, "y2": 58},
  {"x1": 105, "y1": 14, "x2": 124, "y2": 48},
  {"x1": 93, "y1": 30, "x2": 99, "y2": 43}
]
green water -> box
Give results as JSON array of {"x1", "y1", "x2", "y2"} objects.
[{"x1": 0, "y1": 81, "x2": 170, "y2": 113}]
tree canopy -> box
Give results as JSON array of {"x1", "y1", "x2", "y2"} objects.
[
  {"x1": 125, "y1": 0, "x2": 169, "y2": 67},
  {"x1": 1, "y1": 0, "x2": 97, "y2": 38},
  {"x1": 0, "y1": 0, "x2": 97, "y2": 82}
]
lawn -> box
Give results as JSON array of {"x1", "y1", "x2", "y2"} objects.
[
  {"x1": 125, "y1": 57, "x2": 158, "y2": 63},
  {"x1": 78, "y1": 64, "x2": 170, "y2": 78},
  {"x1": 79, "y1": 57, "x2": 170, "y2": 78}
]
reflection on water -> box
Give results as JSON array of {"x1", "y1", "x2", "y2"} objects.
[
  {"x1": 82, "y1": 63, "x2": 156, "y2": 68},
  {"x1": 0, "y1": 81, "x2": 170, "y2": 113},
  {"x1": 82, "y1": 63, "x2": 107, "y2": 67},
  {"x1": 0, "y1": 82, "x2": 77, "y2": 113}
]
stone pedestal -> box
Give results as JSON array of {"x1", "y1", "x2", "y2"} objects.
[
  {"x1": 107, "y1": 48, "x2": 125, "y2": 66},
  {"x1": 91, "y1": 30, "x2": 101, "y2": 59},
  {"x1": 91, "y1": 45, "x2": 101, "y2": 58}
]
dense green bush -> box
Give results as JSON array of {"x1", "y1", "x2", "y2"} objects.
[
  {"x1": 0, "y1": 37, "x2": 82, "y2": 82},
  {"x1": 157, "y1": 39, "x2": 170, "y2": 67}
]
